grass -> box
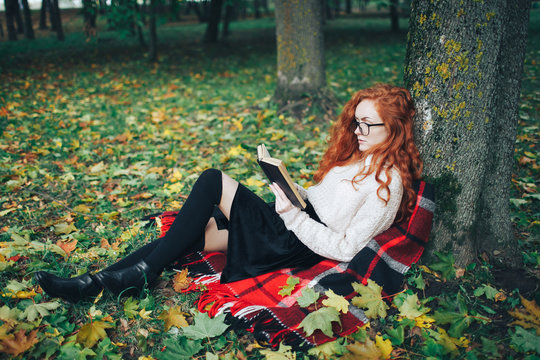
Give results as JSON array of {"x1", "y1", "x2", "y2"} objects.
[{"x1": 0, "y1": 8, "x2": 538, "y2": 360}]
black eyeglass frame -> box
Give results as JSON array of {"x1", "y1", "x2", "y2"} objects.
[{"x1": 351, "y1": 119, "x2": 385, "y2": 135}]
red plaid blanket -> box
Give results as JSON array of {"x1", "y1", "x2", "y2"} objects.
[{"x1": 155, "y1": 181, "x2": 435, "y2": 349}]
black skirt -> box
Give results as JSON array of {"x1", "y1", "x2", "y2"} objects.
[{"x1": 213, "y1": 183, "x2": 325, "y2": 283}]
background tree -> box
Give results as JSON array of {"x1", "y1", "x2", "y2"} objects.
[
  {"x1": 203, "y1": 0, "x2": 223, "y2": 42},
  {"x1": 21, "y1": 0, "x2": 34, "y2": 39},
  {"x1": 148, "y1": 0, "x2": 158, "y2": 62},
  {"x1": 4, "y1": 0, "x2": 18, "y2": 40},
  {"x1": 50, "y1": 0, "x2": 64, "y2": 40},
  {"x1": 39, "y1": 0, "x2": 49, "y2": 29},
  {"x1": 404, "y1": 0, "x2": 531, "y2": 267},
  {"x1": 389, "y1": 0, "x2": 399, "y2": 32},
  {"x1": 274, "y1": 0, "x2": 332, "y2": 113}
]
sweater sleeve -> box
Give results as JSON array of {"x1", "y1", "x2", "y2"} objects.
[
  {"x1": 279, "y1": 175, "x2": 403, "y2": 262},
  {"x1": 294, "y1": 183, "x2": 308, "y2": 200}
]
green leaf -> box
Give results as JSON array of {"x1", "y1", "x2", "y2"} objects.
[
  {"x1": 351, "y1": 280, "x2": 389, "y2": 319},
  {"x1": 155, "y1": 337, "x2": 203, "y2": 360},
  {"x1": 95, "y1": 338, "x2": 122, "y2": 360},
  {"x1": 473, "y1": 284, "x2": 499, "y2": 300},
  {"x1": 307, "y1": 338, "x2": 348, "y2": 358},
  {"x1": 297, "y1": 287, "x2": 320, "y2": 308},
  {"x1": 260, "y1": 342, "x2": 296, "y2": 360},
  {"x1": 298, "y1": 306, "x2": 341, "y2": 337},
  {"x1": 480, "y1": 337, "x2": 499, "y2": 357},
  {"x1": 322, "y1": 289, "x2": 350, "y2": 314},
  {"x1": 57, "y1": 343, "x2": 96, "y2": 360},
  {"x1": 123, "y1": 297, "x2": 139, "y2": 319},
  {"x1": 278, "y1": 276, "x2": 300, "y2": 297},
  {"x1": 398, "y1": 293, "x2": 430, "y2": 319},
  {"x1": 20, "y1": 301, "x2": 62, "y2": 322},
  {"x1": 385, "y1": 325, "x2": 405, "y2": 346},
  {"x1": 429, "y1": 251, "x2": 456, "y2": 280},
  {"x1": 182, "y1": 312, "x2": 229, "y2": 340},
  {"x1": 510, "y1": 326, "x2": 540, "y2": 354}
]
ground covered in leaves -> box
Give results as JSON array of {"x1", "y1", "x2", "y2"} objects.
[{"x1": 0, "y1": 10, "x2": 538, "y2": 360}]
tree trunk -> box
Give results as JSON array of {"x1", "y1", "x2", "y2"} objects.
[
  {"x1": 49, "y1": 0, "x2": 56, "y2": 30},
  {"x1": 274, "y1": 0, "x2": 328, "y2": 106},
  {"x1": 203, "y1": 0, "x2": 223, "y2": 43},
  {"x1": 345, "y1": 0, "x2": 351, "y2": 14},
  {"x1": 389, "y1": 0, "x2": 398, "y2": 32},
  {"x1": 222, "y1": 3, "x2": 233, "y2": 38},
  {"x1": 14, "y1": 0, "x2": 24, "y2": 33},
  {"x1": 0, "y1": 17, "x2": 4, "y2": 37},
  {"x1": 82, "y1": 0, "x2": 97, "y2": 38},
  {"x1": 39, "y1": 0, "x2": 48, "y2": 29},
  {"x1": 404, "y1": 0, "x2": 531, "y2": 267},
  {"x1": 21, "y1": 0, "x2": 34, "y2": 39},
  {"x1": 148, "y1": 0, "x2": 157, "y2": 62},
  {"x1": 5, "y1": 0, "x2": 18, "y2": 40},
  {"x1": 51, "y1": 0, "x2": 64, "y2": 40},
  {"x1": 253, "y1": 0, "x2": 260, "y2": 18}
]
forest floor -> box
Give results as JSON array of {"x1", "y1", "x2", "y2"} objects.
[{"x1": 0, "y1": 8, "x2": 538, "y2": 360}]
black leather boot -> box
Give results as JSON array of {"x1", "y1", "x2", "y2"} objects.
[
  {"x1": 34, "y1": 271, "x2": 102, "y2": 303},
  {"x1": 93, "y1": 260, "x2": 159, "y2": 297}
]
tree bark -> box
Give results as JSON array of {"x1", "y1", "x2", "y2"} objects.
[
  {"x1": 404, "y1": 0, "x2": 531, "y2": 267},
  {"x1": 203, "y1": 0, "x2": 223, "y2": 43},
  {"x1": 222, "y1": 3, "x2": 233, "y2": 38},
  {"x1": 51, "y1": 0, "x2": 64, "y2": 40},
  {"x1": 148, "y1": 0, "x2": 158, "y2": 62},
  {"x1": 5, "y1": 0, "x2": 18, "y2": 40},
  {"x1": 82, "y1": 0, "x2": 97, "y2": 38},
  {"x1": 274, "y1": 0, "x2": 329, "y2": 108},
  {"x1": 21, "y1": 0, "x2": 34, "y2": 39},
  {"x1": 14, "y1": 0, "x2": 24, "y2": 33},
  {"x1": 389, "y1": 0, "x2": 398, "y2": 32},
  {"x1": 39, "y1": 0, "x2": 48, "y2": 29}
]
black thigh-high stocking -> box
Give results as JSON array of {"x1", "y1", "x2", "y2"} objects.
[{"x1": 142, "y1": 168, "x2": 223, "y2": 272}]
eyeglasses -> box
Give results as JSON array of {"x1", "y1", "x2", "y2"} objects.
[{"x1": 351, "y1": 119, "x2": 385, "y2": 135}]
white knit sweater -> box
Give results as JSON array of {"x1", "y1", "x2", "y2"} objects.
[{"x1": 280, "y1": 156, "x2": 403, "y2": 262}]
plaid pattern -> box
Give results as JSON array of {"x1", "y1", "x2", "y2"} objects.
[{"x1": 162, "y1": 181, "x2": 435, "y2": 349}]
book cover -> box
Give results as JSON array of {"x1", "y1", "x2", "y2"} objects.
[{"x1": 257, "y1": 144, "x2": 307, "y2": 209}]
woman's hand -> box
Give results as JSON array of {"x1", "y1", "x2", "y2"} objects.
[{"x1": 269, "y1": 183, "x2": 296, "y2": 214}]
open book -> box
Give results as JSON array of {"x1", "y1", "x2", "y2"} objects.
[{"x1": 257, "y1": 144, "x2": 307, "y2": 209}]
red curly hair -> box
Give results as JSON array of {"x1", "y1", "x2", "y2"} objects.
[{"x1": 313, "y1": 84, "x2": 423, "y2": 223}]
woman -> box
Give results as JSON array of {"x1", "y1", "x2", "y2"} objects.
[{"x1": 35, "y1": 84, "x2": 422, "y2": 303}]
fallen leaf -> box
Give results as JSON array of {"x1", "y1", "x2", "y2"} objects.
[
  {"x1": 0, "y1": 329, "x2": 39, "y2": 356},
  {"x1": 158, "y1": 306, "x2": 188, "y2": 331},
  {"x1": 76, "y1": 320, "x2": 114, "y2": 348},
  {"x1": 298, "y1": 307, "x2": 341, "y2": 337},
  {"x1": 345, "y1": 338, "x2": 382, "y2": 360},
  {"x1": 351, "y1": 280, "x2": 390, "y2": 319},
  {"x1": 322, "y1": 289, "x2": 350, "y2": 314},
  {"x1": 56, "y1": 239, "x2": 77, "y2": 256},
  {"x1": 172, "y1": 269, "x2": 192, "y2": 292}
]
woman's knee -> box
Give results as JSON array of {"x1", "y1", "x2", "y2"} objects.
[{"x1": 193, "y1": 168, "x2": 222, "y2": 198}]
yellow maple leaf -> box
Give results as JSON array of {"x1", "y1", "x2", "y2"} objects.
[
  {"x1": 76, "y1": 320, "x2": 114, "y2": 348},
  {"x1": 414, "y1": 314, "x2": 436, "y2": 328},
  {"x1": 345, "y1": 338, "x2": 382, "y2": 360},
  {"x1": 508, "y1": 296, "x2": 540, "y2": 334},
  {"x1": 139, "y1": 309, "x2": 152, "y2": 319},
  {"x1": 375, "y1": 335, "x2": 393, "y2": 359},
  {"x1": 158, "y1": 306, "x2": 188, "y2": 331},
  {"x1": 322, "y1": 289, "x2": 350, "y2": 314},
  {"x1": 172, "y1": 269, "x2": 192, "y2": 293},
  {"x1": 0, "y1": 329, "x2": 39, "y2": 356}
]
